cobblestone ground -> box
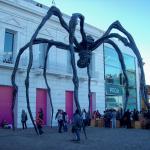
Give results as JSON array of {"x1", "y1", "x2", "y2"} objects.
[{"x1": 0, "y1": 127, "x2": 150, "y2": 150}]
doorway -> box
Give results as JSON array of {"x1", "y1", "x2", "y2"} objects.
[
  {"x1": 36, "y1": 89, "x2": 47, "y2": 125},
  {"x1": 0, "y1": 86, "x2": 13, "y2": 126}
]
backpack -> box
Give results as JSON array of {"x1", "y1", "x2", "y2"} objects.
[{"x1": 76, "y1": 115, "x2": 82, "y2": 128}]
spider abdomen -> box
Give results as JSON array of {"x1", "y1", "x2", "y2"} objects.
[{"x1": 77, "y1": 50, "x2": 91, "y2": 68}]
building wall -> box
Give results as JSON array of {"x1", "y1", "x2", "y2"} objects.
[
  {"x1": 0, "y1": 0, "x2": 105, "y2": 127},
  {"x1": 0, "y1": 0, "x2": 141, "y2": 128}
]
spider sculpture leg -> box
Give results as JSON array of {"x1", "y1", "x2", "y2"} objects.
[
  {"x1": 20, "y1": 6, "x2": 71, "y2": 135},
  {"x1": 11, "y1": 38, "x2": 69, "y2": 132},
  {"x1": 68, "y1": 15, "x2": 83, "y2": 114},
  {"x1": 110, "y1": 22, "x2": 148, "y2": 109},
  {"x1": 87, "y1": 65, "x2": 92, "y2": 116},
  {"x1": 43, "y1": 44, "x2": 53, "y2": 127},
  {"x1": 90, "y1": 21, "x2": 148, "y2": 110},
  {"x1": 104, "y1": 39, "x2": 129, "y2": 111},
  {"x1": 42, "y1": 40, "x2": 70, "y2": 127},
  {"x1": 69, "y1": 13, "x2": 90, "y2": 139},
  {"x1": 11, "y1": 41, "x2": 40, "y2": 131}
]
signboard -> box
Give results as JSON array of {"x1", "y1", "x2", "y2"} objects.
[{"x1": 106, "y1": 84, "x2": 123, "y2": 96}]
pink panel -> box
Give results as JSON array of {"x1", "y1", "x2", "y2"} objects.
[
  {"x1": 0, "y1": 86, "x2": 13, "y2": 126},
  {"x1": 36, "y1": 89, "x2": 47, "y2": 125},
  {"x1": 65, "y1": 91, "x2": 73, "y2": 122}
]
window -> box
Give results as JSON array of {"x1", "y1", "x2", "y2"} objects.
[
  {"x1": 3, "y1": 30, "x2": 15, "y2": 64},
  {"x1": 104, "y1": 45, "x2": 137, "y2": 110},
  {"x1": 89, "y1": 53, "x2": 95, "y2": 77},
  {"x1": 123, "y1": 54, "x2": 136, "y2": 72},
  {"x1": 104, "y1": 46, "x2": 121, "y2": 68},
  {"x1": 39, "y1": 43, "x2": 47, "y2": 68},
  {"x1": 126, "y1": 71, "x2": 136, "y2": 88},
  {"x1": 105, "y1": 65, "x2": 122, "y2": 85}
]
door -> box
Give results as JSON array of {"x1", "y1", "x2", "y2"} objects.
[
  {"x1": 65, "y1": 91, "x2": 74, "y2": 122},
  {"x1": 36, "y1": 89, "x2": 47, "y2": 125},
  {"x1": 0, "y1": 86, "x2": 13, "y2": 126}
]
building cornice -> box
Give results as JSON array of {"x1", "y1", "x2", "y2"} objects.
[{"x1": 0, "y1": 0, "x2": 104, "y2": 37}]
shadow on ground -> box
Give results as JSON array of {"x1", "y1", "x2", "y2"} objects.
[{"x1": 0, "y1": 127, "x2": 150, "y2": 150}]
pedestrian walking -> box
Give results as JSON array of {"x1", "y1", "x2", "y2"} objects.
[
  {"x1": 62, "y1": 111, "x2": 68, "y2": 132},
  {"x1": 72, "y1": 109, "x2": 82, "y2": 142}
]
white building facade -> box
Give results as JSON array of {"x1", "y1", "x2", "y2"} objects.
[{"x1": 0, "y1": 0, "x2": 140, "y2": 128}]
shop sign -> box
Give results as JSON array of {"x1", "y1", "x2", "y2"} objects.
[{"x1": 106, "y1": 84, "x2": 123, "y2": 96}]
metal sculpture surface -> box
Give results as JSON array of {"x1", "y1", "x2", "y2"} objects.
[{"x1": 11, "y1": 6, "x2": 148, "y2": 135}]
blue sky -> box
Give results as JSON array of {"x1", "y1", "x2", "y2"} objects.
[{"x1": 36, "y1": 0, "x2": 150, "y2": 84}]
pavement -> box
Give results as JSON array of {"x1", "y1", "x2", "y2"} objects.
[{"x1": 0, "y1": 127, "x2": 150, "y2": 150}]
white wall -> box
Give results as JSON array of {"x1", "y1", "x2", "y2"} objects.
[{"x1": 0, "y1": 0, "x2": 105, "y2": 127}]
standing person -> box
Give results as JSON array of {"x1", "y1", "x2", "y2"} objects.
[
  {"x1": 72, "y1": 109, "x2": 82, "y2": 142},
  {"x1": 82, "y1": 109, "x2": 87, "y2": 126},
  {"x1": 55, "y1": 109, "x2": 60, "y2": 126},
  {"x1": 57, "y1": 110, "x2": 63, "y2": 133},
  {"x1": 96, "y1": 110, "x2": 101, "y2": 119},
  {"x1": 111, "y1": 109, "x2": 116, "y2": 128},
  {"x1": 123, "y1": 109, "x2": 131, "y2": 128},
  {"x1": 36, "y1": 111, "x2": 44, "y2": 135},
  {"x1": 116, "y1": 108, "x2": 123, "y2": 127},
  {"x1": 62, "y1": 111, "x2": 68, "y2": 132},
  {"x1": 21, "y1": 109, "x2": 28, "y2": 129},
  {"x1": 39, "y1": 108, "x2": 44, "y2": 121}
]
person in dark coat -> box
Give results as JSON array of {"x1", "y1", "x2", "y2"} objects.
[
  {"x1": 72, "y1": 109, "x2": 82, "y2": 142},
  {"x1": 62, "y1": 111, "x2": 68, "y2": 132},
  {"x1": 123, "y1": 109, "x2": 131, "y2": 128},
  {"x1": 21, "y1": 109, "x2": 28, "y2": 129}
]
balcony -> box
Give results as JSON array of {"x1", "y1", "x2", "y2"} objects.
[
  {"x1": 0, "y1": 53, "x2": 13, "y2": 64},
  {"x1": 0, "y1": 54, "x2": 99, "y2": 81}
]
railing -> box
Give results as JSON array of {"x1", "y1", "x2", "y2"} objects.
[
  {"x1": 67, "y1": 65, "x2": 98, "y2": 79},
  {"x1": 0, "y1": 54, "x2": 99, "y2": 79},
  {"x1": 0, "y1": 53, "x2": 13, "y2": 64}
]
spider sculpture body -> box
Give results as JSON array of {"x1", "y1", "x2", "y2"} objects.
[{"x1": 11, "y1": 6, "x2": 148, "y2": 135}]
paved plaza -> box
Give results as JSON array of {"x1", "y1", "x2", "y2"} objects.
[{"x1": 0, "y1": 127, "x2": 150, "y2": 150}]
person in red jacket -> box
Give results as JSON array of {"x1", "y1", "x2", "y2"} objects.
[{"x1": 36, "y1": 112, "x2": 44, "y2": 135}]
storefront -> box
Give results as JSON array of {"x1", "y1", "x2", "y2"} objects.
[
  {"x1": 104, "y1": 46, "x2": 138, "y2": 111},
  {"x1": 105, "y1": 84, "x2": 124, "y2": 110}
]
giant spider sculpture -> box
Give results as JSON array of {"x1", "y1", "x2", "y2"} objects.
[{"x1": 11, "y1": 6, "x2": 149, "y2": 135}]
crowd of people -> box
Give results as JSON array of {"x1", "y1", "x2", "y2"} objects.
[
  {"x1": 92, "y1": 108, "x2": 150, "y2": 129},
  {"x1": 55, "y1": 109, "x2": 68, "y2": 133},
  {"x1": 1, "y1": 107, "x2": 150, "y2": 142}
]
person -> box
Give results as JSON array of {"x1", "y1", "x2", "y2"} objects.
[
  {"x1": 62, "y1": 111, "x2": 68, "y2": 132},
  {"x1": 1, "y1": 119, "x2": 12, "y2": 129},
  {"x1": 123, "y1": 109, "x2": 131, "y2": 128},
  {"x1": 92, "y1": 111, "x2": 97, "y2": 119},
  {"x1": 56, "y1": 110, "x2": 63, "y2": 133},
  {"x1": 36, "y1": 111, "x2": 44, "y2": 135},
  {"x1": 82, "y1": 109, "x2": 87, "y2": 126},
  {"x1": 55, "y1": 109, "x2": 61, "y2": 125},
  {"x1": 21, "y1": 109, "x2": 28, "y2": 129},
  {"x1": 132, "y1": 109, "x2": 139, "y2": 121},
  {"x1": 72, "y1": 109, "x2": 82, "y2": 142},
  {"x1": 116, "y1": 108, "x2": 123, "y2": 127},
  {"x1": 39, "y1": 108, "x2": 44, "y2": 121},
  {"x1": 96, "y1": 110, "x2": 101, "y2": 118},
  {"x1": 111, "y1": 109, "x2": 116, "y2": 128}
]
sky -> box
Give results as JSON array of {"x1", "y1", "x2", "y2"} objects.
[{"x1": 36, "y1": 0, "x2": 150, "y2": 84}]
